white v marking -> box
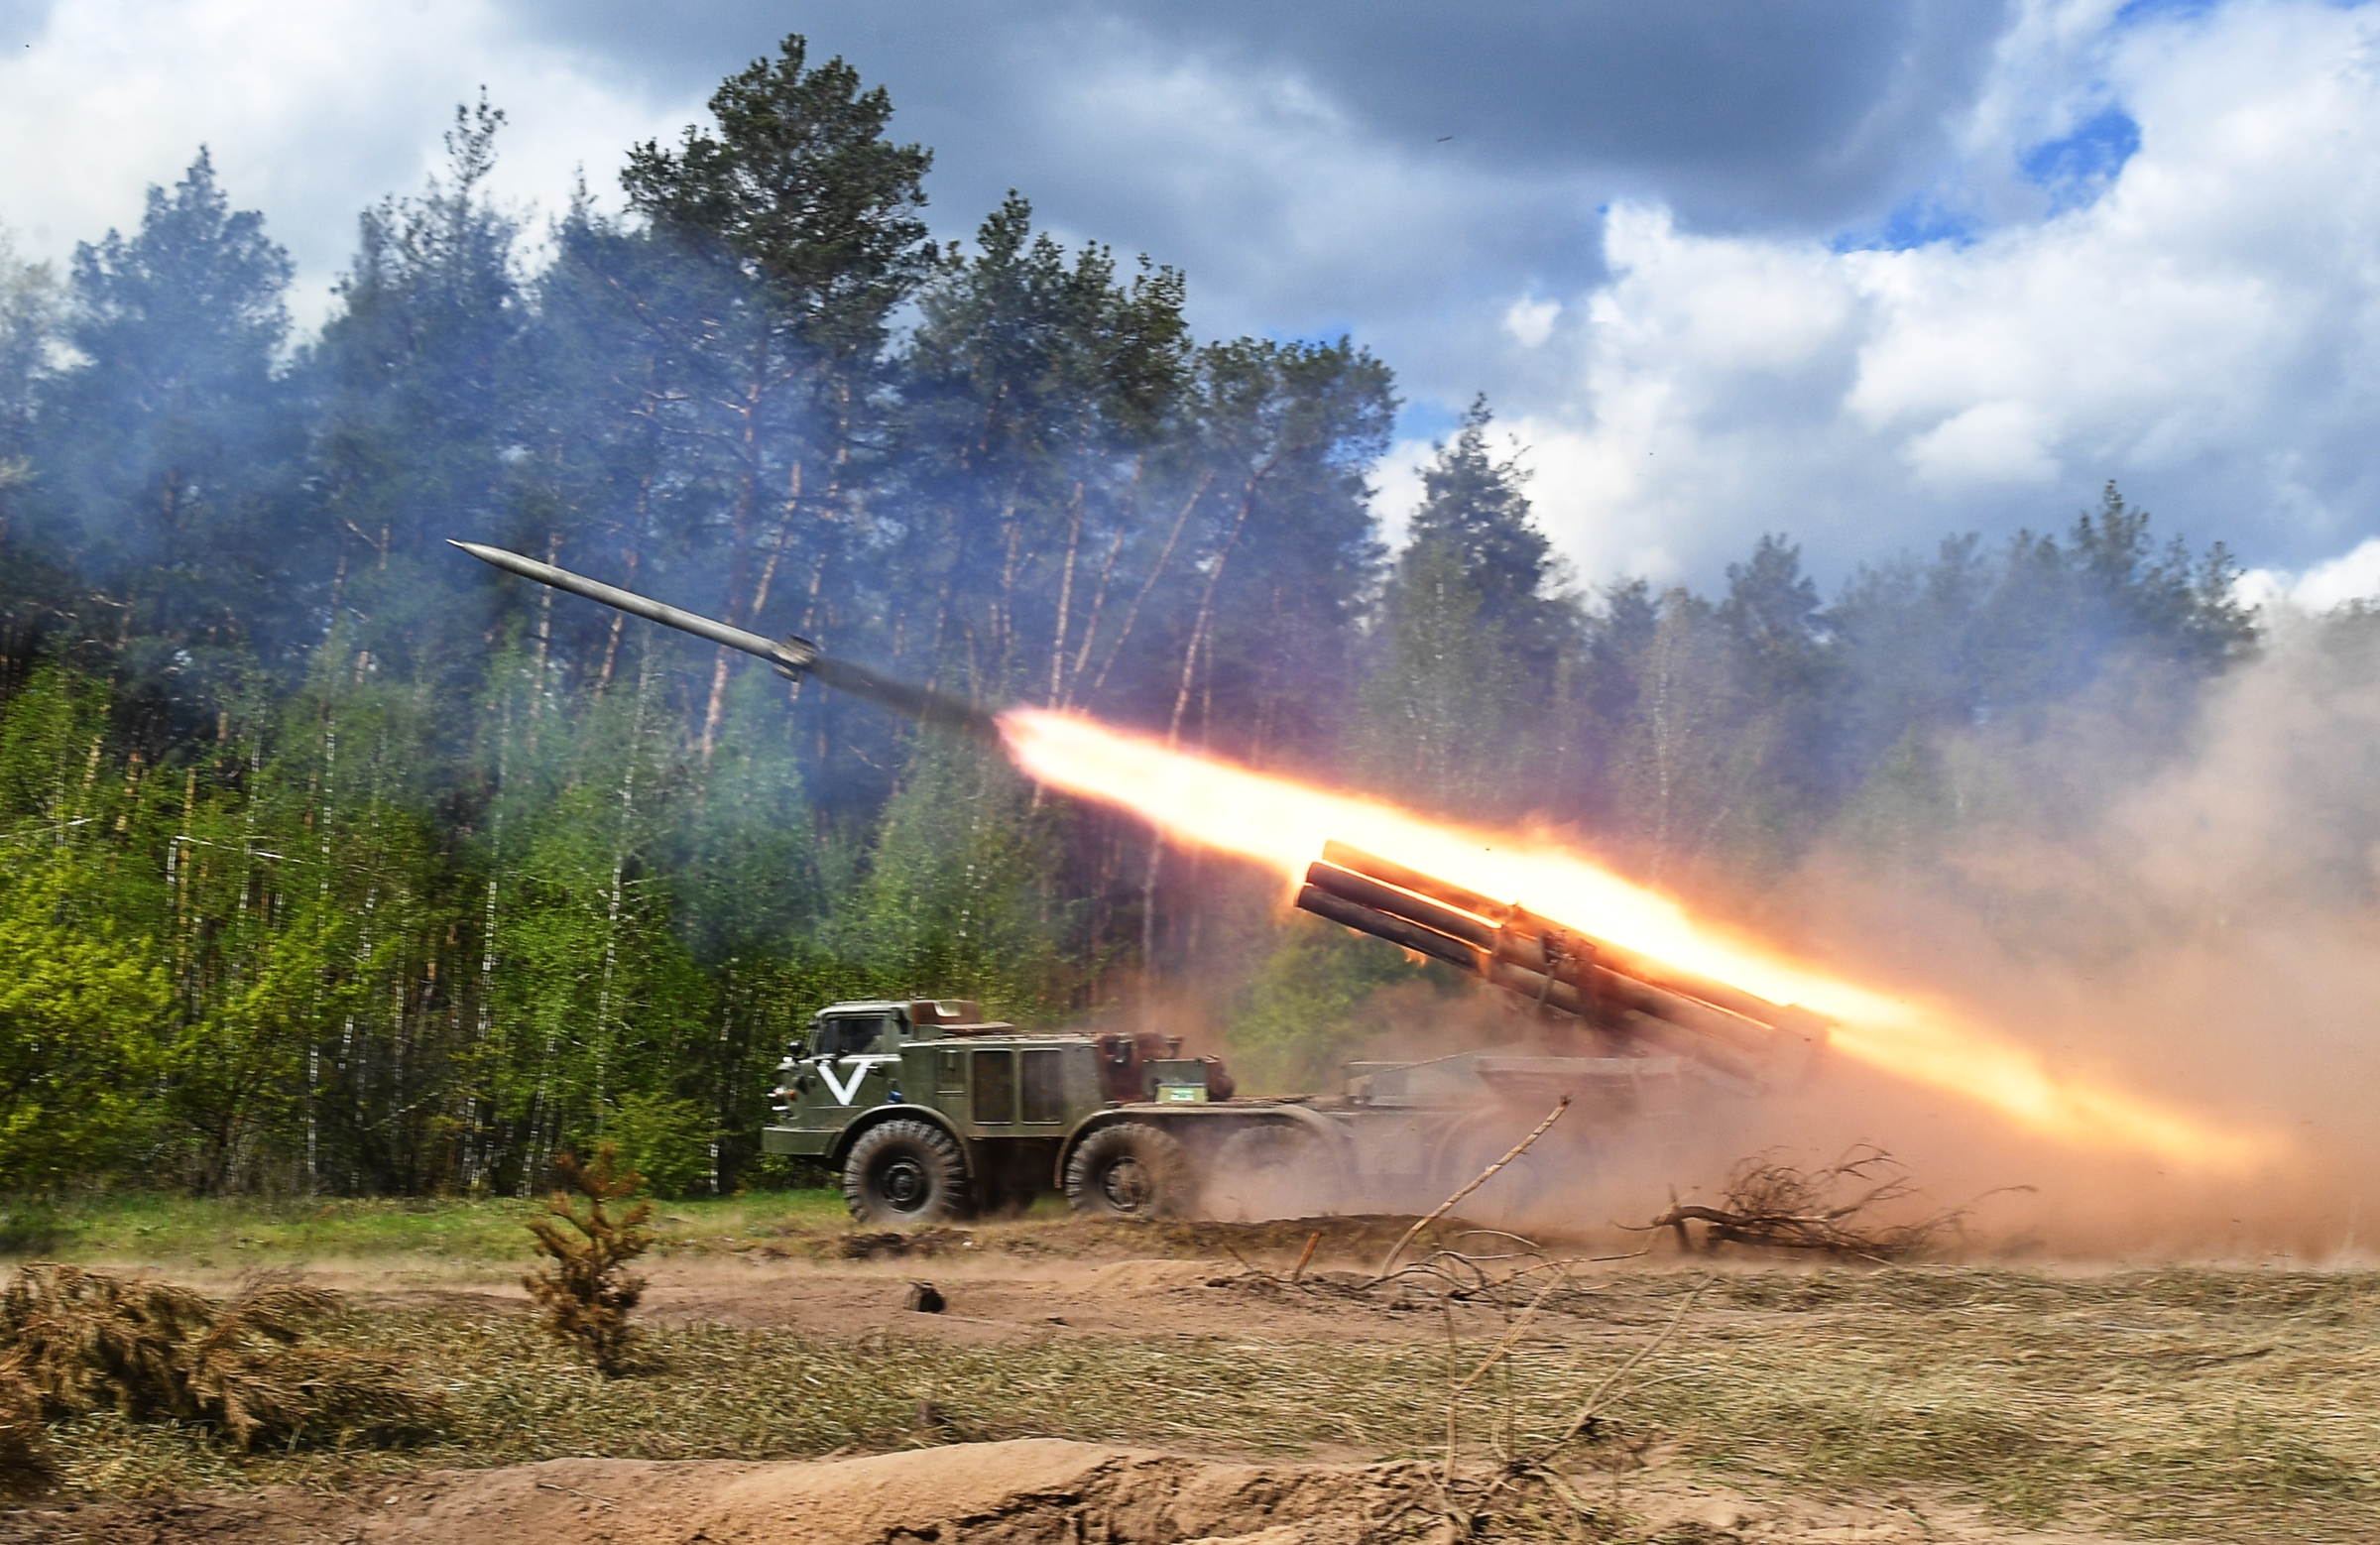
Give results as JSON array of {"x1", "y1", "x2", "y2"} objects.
[{"x1": 817, "y1": 1059, "x2": 876, "y2": 1106}]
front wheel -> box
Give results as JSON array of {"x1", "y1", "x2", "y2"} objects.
[
  {"x1": 1064, "y1": 1123, "x2": 1192, "y2": 1218},
  {"x1": 844, "y1": 1119, "x2": 972, "y2": 1225}
]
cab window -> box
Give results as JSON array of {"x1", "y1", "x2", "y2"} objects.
[
  {"x1": 974, "y1": 1049, "x2": 1015, "y2": 1124},
  {"x1": 1021, "y1": 1049, "x2": 1064, "y2": 1124},
  {"x1": 815, "y1": 1015, "x2": 893, "y2": 1057}
]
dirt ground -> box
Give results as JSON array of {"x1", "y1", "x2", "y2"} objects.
[
  {"x1": 5, "y1": 1221, "x2": 2376, "y2": 1543},
  {"x1": 393, "y1": 1252, "x2": 1511, "y2": 1344}
]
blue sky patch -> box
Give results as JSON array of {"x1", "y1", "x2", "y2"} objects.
[
  {"x1": 2115, "y1": 0, "x2": 2219, "y2": 27},
  {"x1": 1394, "y1": 400, "x2": 1465, "y2": 445},
  {"x1": 2020, "y1": 106, "x2": 2143, "y2": 214},
  {"x1": 1832, "y1": 195, "x2": 1980, "y2": 254}
]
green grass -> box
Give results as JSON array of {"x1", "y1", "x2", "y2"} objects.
[{"x1": 0, "y1": 1188, "x2": 853, "y2": 1266}]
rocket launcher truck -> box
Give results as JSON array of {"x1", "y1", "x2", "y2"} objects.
[
  {"x1": 756, "y1": 845, "x2": 1830, "y2": 1227},
  {"x1": 452, "y1": 538, "x2": 1830, "y2": 1225}
]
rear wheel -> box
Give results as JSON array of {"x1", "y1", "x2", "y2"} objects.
[
  {"x1": 1429, "y1": 1124, "x2": 1566, "y2": 1226},
  {"x1": 843, "y1": 1119, "x2": 972, "y2": 1225},
  {"x1": 1207, "y1": 1123, "x2": 1346, "y2": 1220},
  {"x1": 1064, "y1": 1123, "x2": 1192, "y2": 1218}
]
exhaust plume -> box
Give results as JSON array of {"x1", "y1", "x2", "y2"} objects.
[{"x1": 998, "y1": 706, "x2": 2286, "y2": 1173}]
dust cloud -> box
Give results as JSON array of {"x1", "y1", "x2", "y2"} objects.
[
  {"x1": 1594, "y1": 607, "x2": 2380, "y2": 1261},
  {"x1": 1214, "y1": 609, "x2": 2380, "y2": 1261}
]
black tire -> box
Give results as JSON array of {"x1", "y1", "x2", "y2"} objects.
[
  {"x1": 1064, "y1": 1122, "x2": 1192, "y2": 1218},
  {"x1": 1208, "y1": 1123, "x2": 1346, "y2": 1220},
  {"x1": 843, "y1": 1119, "x2": 972, "y2": 1225}
]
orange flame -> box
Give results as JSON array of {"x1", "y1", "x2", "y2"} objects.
[{"x1": 999, "y1": 707, "x2": 2282, "y2": 1172}]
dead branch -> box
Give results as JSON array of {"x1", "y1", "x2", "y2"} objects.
[
  {"x1": 1634, "y1": 1146, "x2": 1983, "y2": 1262},
  {"x1": 1378, "y1": 1096, "x2": 1571, "y2": 1280},
  {"x1": 0, "y1": 1263, "x2": 439, "y2": 1456}
]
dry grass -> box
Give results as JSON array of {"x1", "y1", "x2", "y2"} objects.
[
  {"x1": 0, "y1": 1263, "x2": 441, "y2": 1464},
  {"x1": 10, "y1": 1266, "x2": 2378, "y2": 1539}
]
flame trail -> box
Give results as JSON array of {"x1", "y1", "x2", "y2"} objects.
[{"x1": 1000, "y1": 707, "x2": 2282, "y2": 1172}]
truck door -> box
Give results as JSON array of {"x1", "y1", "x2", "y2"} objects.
[{"x1": 804, "y1": 1013, "x2": 899, "y2": 1116}]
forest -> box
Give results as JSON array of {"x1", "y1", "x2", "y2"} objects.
[{"x1": 0, "y1": 38, "x2": 2264, "y2": 1199}]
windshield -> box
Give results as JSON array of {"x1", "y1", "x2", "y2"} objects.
[{"x1": 813, "y1": 1015, "x2": 894, "y2": 1058}]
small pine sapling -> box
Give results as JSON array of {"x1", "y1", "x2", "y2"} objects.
[{"x1": 524, "y1": 1144, "x2": 654, "y2": 1376}]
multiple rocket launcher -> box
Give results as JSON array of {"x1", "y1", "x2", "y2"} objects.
[
  {"x1": 1298, "y1": 844, "x2": 1829, "y2": 1091},
  {"x1": 454, "y1": 539, "x2": 1831, "y2": 1093}
]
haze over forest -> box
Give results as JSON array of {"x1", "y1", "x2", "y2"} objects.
[{"x1": 0, "y1": 34, "x2": 2368, "y2": 1201}]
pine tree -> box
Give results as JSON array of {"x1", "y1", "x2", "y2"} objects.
[
  {"x1": 623, "y1": 34, "x2": 936, "y2": 761},
  {"x1": 45, "y1": 150, "x2": 302, "y2": 668}
]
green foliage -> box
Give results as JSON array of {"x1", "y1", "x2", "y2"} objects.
[
  {"x1": 43, "y1": 150, "x2": 304, "y2": 658},
  {"x1": 0, "y1": 856, "x2": 171, "y2": 1190},
  {"x1": 1403, "y1": 396, "x2": 1572, "y2": 675},
  {"x1": 1356, "y1": 538, "x2": 1521, "y2": 811},
  {"x1": 624, "y1": 33, "x2": 934, "y2": 356},
  {"x1": 0, "y1": 1191, "x2": 847, "y2": 1263},
  {"x1": 604, "y1": 1092, "x2": 720, "y2": 1201},
  {"x1": 1356, "y1": 400, "x2": 1576, "y2": 823},
  {"x1": 835, "y1": 741, "x2": 1068, "y2": 1018},
  {"x1": 1227, "y1": 913, "x2": 1434, "y2": 1091}
]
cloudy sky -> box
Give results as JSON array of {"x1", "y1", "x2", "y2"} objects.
[{"x1": 2, "y1": 0, "x2": 2376, "y2": 600}]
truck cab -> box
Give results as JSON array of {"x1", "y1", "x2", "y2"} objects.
[{"x1": 769, "y1": 1000, "x2": 989, "y2": 1147}]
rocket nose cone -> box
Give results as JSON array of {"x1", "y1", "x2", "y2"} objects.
[{"x1": 451, "y1": 540, "x2": 538, "y2": 576}]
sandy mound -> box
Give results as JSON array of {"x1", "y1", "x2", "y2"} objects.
[
  {"x1": 5, "y1": 1439, "x2": 2143, "y2": 1543},
  {"x1": 14, "y1": 1440, "x2": 1429, "y2": 1544},
  {"x1": 376, "y1": 1440, "x2": 1416, "y2": 1543}
]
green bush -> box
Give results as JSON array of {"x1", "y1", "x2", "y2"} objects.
[{"x1": 602, "y1": 1092, "x2": 720, "y2": 1200}]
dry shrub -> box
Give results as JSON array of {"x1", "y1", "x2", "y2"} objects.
[
  {"x1": 178, "y1": 1278, "x2": 442, "y2": 1450},
  {"x1": 1644, "y1": 1146, "x2": 1983, "y2": 1261},
  {"x1": 0, "y1": 1373, "x2": 55, "y2": 1494},
  {"x1": 524, "y1": 1143, "x2": 654, "y2": 1376},
  {"x1": 0, "y1": 1262, "x2": 440, "y2": 1461}
]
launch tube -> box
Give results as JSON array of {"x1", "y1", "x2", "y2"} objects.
[
  {"x1": 450, "y1": 540, "x2": 1001, "y2": 744},
  {"x1": 1303, "y1": 861, "x2": 1498, "y2": 951},
  {"x1": 1296, "y1": 845, "x2": 1825, "y2": 1088},
  {"x1": 1320, "y1": 839, "x2": 1821, "y2": 1040},
  {"x1": 1294, "y1": 885, "x2": 1481, "y2": 972}
]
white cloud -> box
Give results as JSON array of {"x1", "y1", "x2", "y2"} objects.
[
  {"x1": 1503, "y1": 295, "x2": 1560, "y2": 349},
  {"x1": 8, "y1": 0, "x2": 2375, "y2": 596},
  {"x1": 1905, "y1": 401, "x2": 2059, "y2": 487},
  {"x1": 1495, "y1": 0, "x2": 2380, "y2": 587},
  {"x1": 1368, "y1": 439, "x2": 1432, "y2": 553},
  {"x1": 2238, "y1": 536, "x2": 2380, "y2": 614},
  {"x1": 0, "y1": 0, "x2": 696, "y2": 327}
]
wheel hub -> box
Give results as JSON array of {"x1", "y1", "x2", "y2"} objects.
[
  {"x1": 1100, "y1": 1156, "x2": 1152, "y2": 1211},
  {"x1": 881, "y1": 1156, "x2": 929, "y2": 1210}
]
